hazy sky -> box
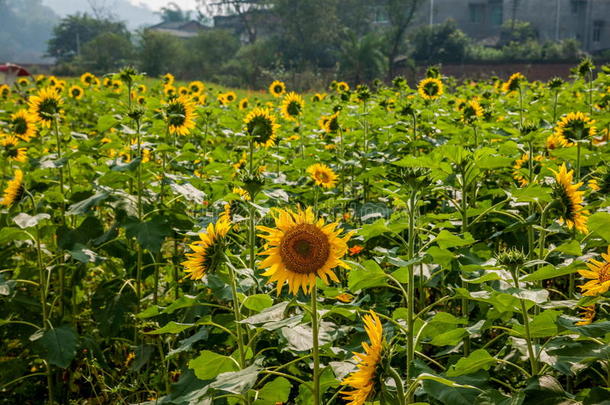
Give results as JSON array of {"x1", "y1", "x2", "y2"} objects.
[{"x1": 130, "y1": 0, "x2": 199, "y2": 11}]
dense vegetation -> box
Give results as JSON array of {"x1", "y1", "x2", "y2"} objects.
[{"x1": 0, "y1": 60, "x2": 610, "y2": 404}]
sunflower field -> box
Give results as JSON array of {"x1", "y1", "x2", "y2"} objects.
[{"x1": 1, "y1": 62, "x2": 610, "y2": 405}]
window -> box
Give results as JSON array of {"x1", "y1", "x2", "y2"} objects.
[
  {"x1": 593, "y1": 20, "x2": 604, "y2": 42},
  {"x1": 489, "y1": 0, "x2": 503, "y2": 26},
  {"x1": 469, "y1": 3, "x2": 485, "y2": 23}
]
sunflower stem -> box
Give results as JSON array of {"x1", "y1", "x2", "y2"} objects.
[
  {"x1": 311, "y1": 287, "x2": 321, "y2": 405},
  {"x1": 35, "y1": 225, "x2": 54, "y2": 404},
  {"x1": 510, "y1": 267, "x2": 538, "y2": 375},
  {"x1": 388, "y1": 366, "x2": 406, "y2": 405},
  {"x1": 406, "y1": 190, "x2": 416, "y2": 404},
  {"x1": 460, "y1": 166, "x2": 471, "y2": 357},
  {"x1": 227, "y1": 261, "x2": 248, "y2": 387}
]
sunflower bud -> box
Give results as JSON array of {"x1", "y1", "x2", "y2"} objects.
[
  {"x1": 240, "y1": 171, "x2": 265, "y2": 200},
  {"x1": 548, "y1": 77, "x2": 564, "y2": 90},
  {"x1": 128, "y1": 106, "x2": 145, "y2": 122},
  {"x1": 399, "y1": 167, "x2": 431, "y2": 190},
  {"x1": 392, "y1": 76, "x2": 407, "y2": 89},
  {"x1": 496, "y1": 248, "x2": 526, "y2": 270},
  {"x1": 426, "y1": 66, "x2": 441, "y2": 78},
  {"x1": 573, "y1": 57, "x2": 595, "y2": 78}
]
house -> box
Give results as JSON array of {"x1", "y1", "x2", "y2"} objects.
[{"x1": 148, "y1": 20, "x2": 208, "y2": 39}]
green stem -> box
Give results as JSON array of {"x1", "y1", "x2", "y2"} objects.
[
  {"x1": 406, "y1": 191, "x2": 416, "y2": 402},
  {"x1": 35, "y1": 226, "x2": 54, "y2": 404},
  {"x1": 460, "y1": 168, "x2": 471, "y2": 357},
  {"x1": 227, "y1": 262, "x2": 246, "y2": 369},
  {"x1": 511, "y1": 268, "x2": 538, "y2": 375},
  {"x1": 388, "y1": 366, "x2": 406, "y2": 405},
  {"x1": 311, "y1": 287, "x2": 320, "y2": 405}
]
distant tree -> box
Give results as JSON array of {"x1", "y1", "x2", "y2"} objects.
[
  {"x1": 339, "y1": 31, "x2": 385, "y2": 83},
  {"x1": 500, "y1": 20, "x2": 538, "y2": 45},
  {"x1": 382, "y1": 0, "x2": 425, "y2": 79},
  {"x1": 47, "y1": 13, "x2": 130, "y2": 62},
  {"x1": 411, "y1": 20, "x2": 470, "y2": 65},
  {"x1": 78, "y1": 32, "x2": 133, "y2": 73},
  {"x1": 197, "y1": 0, "x2": 268, "y2": 43},
  {"x1": 138, "y1": 30, "x2": 185, "y2": 77},
  {"x1": 184, "y1": 29, "x2": 240, "y2": 78},
  {"x1": 158, "y1": 2, "x2": 192, "y2": 22}
]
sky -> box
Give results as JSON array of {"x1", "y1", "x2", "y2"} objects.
[{"x1": 130, "y1": 0, "x2": 199, "y2": 11}]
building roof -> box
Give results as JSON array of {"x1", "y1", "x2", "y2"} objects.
[{"x1": 148, "y1": 20, "x2": 207, "y2": 38}]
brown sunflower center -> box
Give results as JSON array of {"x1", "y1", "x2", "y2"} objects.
[
  {"x1": 599, "y1": 263, "x2": 610, "y2": 283},
  {"x1": 315, "y1": 171, "x2": 330, "y2": 183},
  {"x1": 12, "y1": 118, "x2": 27, "y2": 135},
  {"x1": 280, "y1": 223, "x2": 330, "y2": 274}
]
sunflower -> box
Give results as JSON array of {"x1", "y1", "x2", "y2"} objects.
[
  {"x1": 10, "y1": 110, "x2": 37, "y2": 142},
  {"x1": 17, "y1": 77, "x2": 29, "y2": 87},
  {"x1": 225, "y1": 91, "x2": 237, "y2": 103},
  {"x1": 546, "y1": 132, "x2": 567, "y2": 149},
  {"x1": 502, "y1": 72, "x2": 525, "y2": 93},
  {"x1": 512, "y1": 153, "x2": 544, "y2": 187},
  {"x1": 162, "y1": 73, "x2": 175, "y2": 86},
  {"x1": 417, "y1": 77, "x2": 443, "y2": 100},
  {"x1": 188, "y1": 81, "x2": 205, "y2": 94},
  {"x1": 137, "y1": 95, "x2": 146, "y2": 105},
  {"x1": 193, "y1": 93, "x2": 207, "y2": 106},
  {"x1": 69, "y1": 85, "x2": 84, "y2": 100},
  {"x1": 182, "y1": 219, "x2": 231, "y2": 280},
  {"x1": 320, "y1": 112, "x2": 340, "y2": 134},
  {"x1": 2, "y1": 136, "x2": 27, "y2": 163},
  {"x1": 80, "y1": 72, "x2": 96, "y2": 87},
  {"x1": 102, "y1": 77, "x2": 112, "y2": 88},
  {"x1": 137, "y1": 84, "x2": 147, "y2": 94},
  {"x1": 165, "y1": 96, "x2": 197, "y2": 136},
  {"x1": 239, "y1": 98, "x2": 249, "y2": 110},
  {"x1": 307, "y1": 163, "x2": 338, "y2": 189},
  {"x1": 257, "y1": 207, "x2": 352, "y2": 295},
  {"x1": 336, "y1": 81, "x2": 350, "y2": 92},
  {"x1": 578, "y1": 246, "x2": 610, "y2": 296},
  {"x1": 244, "y1": 107, "x2": 280, "y2": 148},
  {"x1": 178, "y1": 86, "x2": 190, "y2": 96},
  {"x1": 28, "y1": 87, "x2": 63, "y2": 128},
  {"x1": 232, "y1": 153, "x2": 247, "y2": 172},
  {"x1": 280, "y1": 92, "x2": 304, "y2": 121},
  {"x1": 312, "y1": 93, "x2": 326, "y2": 102},
  {"x1": 232, "y1": 186, "x2": 250, "y2": 200},
  {"x1": 553, "y1": 112, "x2": 596, "y2": 146},
  {"x1": 341, "y1": 311, "x2": 384, "y2": 405},
  {"x1": 217, "y1": 93, "x2": 228, "y2": 105},
  {"x1": 269, "y1": 80, "x2": 286, "y2": 98},
  {"x1": 575, "y1": 305, "x2": 596, "y2": 325},
  {"x1": 111, "y1": 80, "x2": 123, "y2": 93},
  {"x1": 552, "y1": 164, "x2": 589, "y2": 234},
  {"x1": 0, "y1": 84, "x2": 10, "y2": 98},
  {"x1": 48, "y1": 76, "x2": 59, "y2": 87},
  {"x1": 0, "y1": 169, "x2": 24, "y2": 207},
  {"x1": 461, "y1": 100, "x2": 484, "y2": 124}
]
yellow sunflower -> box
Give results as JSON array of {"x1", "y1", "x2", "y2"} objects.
[
  {"x1": 162, "y1": 73, "x2": 175, "y2": 86},
  {"x1": 257, "y1": 207, "x2": 352, "y2": 295},
  {"x1": 239, "y1": 98, "x2": 249, "y2": 110},
  {"x1": 578, "y1": 246, "x2": 610, "y2": 296},
  {"x1": 281, "y1": 92, "x2": 304, "y2": 121},
  {"x1": 553, "y1": 112, "x2": 596, "y2": 146},
  {"x1": 102, "y1": 77, "x2": 112, "y2": 88},
  {"x1": 232, "y1": 186, "x2": 250, "y2": 200},
  {"x1": 80, "y1": 72, "x2": 96, "y2": 87},
  {"x1": 341, "y1": 310, "x2": 384, "y2": 405},
  {"x1": 178, "y1": 86, "x2": 190, "y2": 97},
  {"x1": 111, "y1": 80, "x2": 123, "y2": 93},
  {"x1": 137, "y1": 84, "x2": 147, "y2": 94},
  {"x1": 244, "y1": 107, "x2": 280, "y2": 148},
  {"x1": 188, "y1": 80, "x2": 205, "y2": 94},
  {"x1": 182, "y1": 219, "x2": 231, "y2": 280},
  {"x1": 17, "y1": 77, "x2": 29, "y2": 87},
  {"x1": 28, "y1": 87, "x2": 63, "y2": 128},
  {"x1": 312, "y1": 93, "x2": 327, "y2": 102},
  {"x1": 319, "y1": 112, "x2": 340, "y2": 134},
  {"x1": 224, "y1": 91, "x2": 237, "y2": 103},
  {"x1": 193, "y1": 93, "x2": 207, "y2": 106},
  {"x1": 307, "y1": 163, "x2": 338, "y2": 189},
  {"x1": 0, "y1": 169, "x2": 24, "y2": 207},
  {"x1": 461, "y1": 100, "x2": 484, "y2": 124},
  {"x1": 165, "y1": 95, "x2": 197, "y2": 136},
  {"x1": 10, "y1": 110, "x2": 37, "y2": 142},
  {"x1": 69, "y1": 85, "x2": 84, "y2": 100},
  {"x1": 232, "y1": 153, "x2": 247, "y2": 172},
  {"x1": 164, "y1": 85, "x2": 177, "y2": 98},
  {"x1": 269, "y1": 80, "x2": 286, "y2": 98},
  {"x1": 0, "y1": 84, "x2": 11, "y2": 98},
  {"x1": 575, "y1": 305, "x2": 596, "y2": 325},
  {"x1": 546, "y1": 132, "x2": 567, "y2": 150},
  {"x1": 2, "y1": 136, "x2": 28, "y2": 162},
  {"x1": 417, "y1": 77, "x2": 443, "y2": 100},
  {"x1": 512, "y1": 153, "x2": 544, "y2": 187},
  {"x1": 552, "y1": 164, "x2": 589, "y2": 234},
  {"x1": 336, "y1": 81, "x2": 350, "y2": 92},
  {"x1": 502, "y1": 72, "x2": 525, "y2": 93}
]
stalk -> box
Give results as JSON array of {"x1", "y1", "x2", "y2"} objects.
[
  {"x1": 35, "y1": 225, "x2": 54, "y2": 404},
  {"x1": 388, "y1": 366, "x2": 406, "y2": 405},
  {"x1": 460, "y1": 167, "x2": 471, "y2": 357},
  {"x1": 311, "y1": 287, "x2": 320, "y2": 405},
  {"x1": 227, "y1": 262, "x2": 246, "y2": 369},
  {"x1": 406, "y1": 191, "x2": 417, "y2": 404},
  {"x1": 510, "y1": 268, "x2": 538, "y2": 375}
]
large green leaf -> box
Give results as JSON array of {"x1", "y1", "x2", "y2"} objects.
[
  {"x1": 209, "y1": 362, "x2": 260, "y2": 394},
  {"x1": 588, "y1": 212, "x2": 610, "y2": 242},
  {"x1": 447, "y1": 349, "x2": 496, "y2": 377},
  {"x1": 39, "y1": 326, "x2": 78, "y2": 368},
  {"x1": 124, "y1": 215, "x2": 172, "y2": 253},
  {"x1": 256, "y1": 377, "x2": 291, "y2": 403},
  {"x1": 189, "y1": 350, "x2": 238, "y2": 380},
  {"x1": 347, "y1": 260, "x2": 388, "y2": 292},
  {"x1": 511, "y1": 310, "x2": 560, "y2": 338}
]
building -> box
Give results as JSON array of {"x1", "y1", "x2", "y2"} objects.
[
  {"x1": 420, "y1": 0, "x2": 609, "y2": 53},
  {"x1": 148, "y1": 20, "x2": 208, "y2": 39}
]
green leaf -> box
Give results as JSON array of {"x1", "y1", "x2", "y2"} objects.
[
  {"x1": 348, "y1": 260, "x2": 388, "y2": 292},
  {"x1": 13, "y1": 213, "x2": 50, "y2": 229},
  {"x1": 511, "y1": 310, "x2": 560, "y2": 338},
  {"x1": 209, "y1": 361, "x2": 260, "y2": 394},
  {"x1": 0, "y1": 227, "x2": 30, "y2": 244},
  {"x1": 243, "y1": 294, "x2": 273, "y2": 312},
  {"x1": 429, "y1": 328, "x2": 468, "y2": 346},
  {"x1": 258, "y1": 377, "x2": 291, "y2": 403},
  {"x1": 39, "y1": 326, "x2": 78, "y2": 368},
  {"x1": 145, "y1": 322, "x2": 194, "y2": 335},
  {"x1": 447, "y1": 349, "x2": 496, "y2": 377},
  {"x1": 97, "y1": 114, "x2": 119, "y2": 132},
  {"x1": 426, "y1": 246, "x2": 455, "y2": 267},
  {"x1": 125, "y1": 215, "x2": 171, "y2": 253},
  {"x1": 358, "y1": 218, "x2": 390, "y2": 240},
  {"x1": 189, "y1": 350, "x2": 238, "y2": 380},
  {"x1": 521, "y1": 264, "x2": 580, "y2": 282},
  {"x1": 67, "y1": 191, "x2": 110, "y2": 215},
  {"x1": 434, "y1": 230, "x2": 475, "y2": 249},
  {"x1": 588, "y1": 212, "x2": 610, "y2": 242},
  {"x1": 552, "y1": 240, "x2": 582, "y2": 256},
  {"x1": 509, "y1": 185, "x2": 552, "y2": 203},
  {"x1": 557, "y1": 315, "x2": 610, "y2": 338}
]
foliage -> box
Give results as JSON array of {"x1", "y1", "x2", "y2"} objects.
[{"x1": 411, "y1": 20, "x2": 470, "y2": 65}]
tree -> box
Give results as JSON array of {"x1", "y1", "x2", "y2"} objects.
[
  {"x1": 138, "y1": 30, "x2": 185, "y2": 77},
  {"x1": 382, "y1": 0, "x2": 424, "y2": 80},
  {"x1": 338, "y1": 31, "x2": 386, "y2": 83},
  {"x1": 158, "y1": 2, "x2": 192, "y2": 22},
  {"x1": 78, "y1": 32, "x2": 133, "y2": 73},
  {"x1": 411, "y1": 20, "x2": 470, "y2": 65},
  {"x1": 184, "y1": 29, "x2": 240, "y2": 79},
  {"x1": 197, "y1": 0, "x2": 268, "y2": 43},
  {"x1": 47, "y1": 13, "x2": 130, "y2": 62}
]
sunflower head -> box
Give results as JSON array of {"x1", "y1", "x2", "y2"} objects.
[
  {"x1": 10, "y1": 110, "x2": 37, "y2": 142},
  {"x1": 574, "y1": 57, "x2": 595, "y2": 77},
  {"x1": 80, "y1": 72, "x2": 96, "y2": 86},
  {"x1": 162, "y1": 73, "x2": 175, "y2": 86},
  {"x1": 319, "y1": 112, "x2": 340, "y2": 134},
  {"x1": 69, "y1": 85, "x2": 84, "y2": 99},
  {"x1": 496, "y1": 248, "x2": 527, "y2": 270},
  {"x1": 165, "y1": 95, "x2": 197, "y2": 136},
  {"x1": 238, "y1": 98, "x2": 249, "y2": 110},
  {"x1": 341, "y1": 310, "x2": 385, "y2": 405},
  {"x1": 461, "y1": 100, "x2": 483, "y2": 124},
  {"x1": 307, "y1": 163, "x2": 338, "y2": 189},
  {"x1": 392, "y1": 76, "x2": 407, "y2": 89},
  {"x1": 554, "y1": 112, "x2": 596, "y2": 145},
  {"x1": 551, "y1": 164, "x2": 589, "y2": 234},
  {"x1": 0, "y1": 85, "x2": 10, "y2": 98},
  {"x1": 182, "y1": 219, "x2": 231, "y2": 280},
  {"x1": 28, "y1": 87, "x2": 63, "y2": 128},
  {"x1": 1, "y1": 136, "x2": 27, "y2": 163},
  {"x1": 269, "y1": 80, "x2": 286, "y2": 97},
  {"x1": 137, "y1": 84, "x2": 147, "y2": 93},
  {"x1": 578, "y1": 246, "x2": 610, "y2": 296},
  {"x1": 502, "y1": 72, "x2": 526, "y2": 93},
  {"x1": 1, "y1": 169, "x2": 25, "y2": 207},
  {"x1": 418, "y1": 77, "x2": 443, "y2": 100},
  {"x1": 548, "y1": 77, "x2": 564, "y2": 90},
  {"x1": 178, "y1": 86, "x2": 190, "y2": 97},
  {"x1": 257, "y1": 207, "x2": 352, "y2": 295},
  {"x1": 512, "y1": 153, "x2": 544, "y2": 187},
  {"x1": 17, "y1": 77, "x2": 29, "y2": 87},
  {"x1": 164, "y1": 85, "x2": 177, "y2": 99},
  {"x1": 244, "y1": 107, "x2": 280, "y2": 147},
  {"x1": 188, "y1": 81, "x2": 205, "y2": 94},
  {"x1": 281, "y1": 92, "x2": 304, "y2": 121},
  {"x1": 336, "y1": 81, "x2": 350, "y2": 93}
]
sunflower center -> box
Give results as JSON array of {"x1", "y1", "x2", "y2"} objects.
[
  {"x1": 167, "y1": 102, "x2": 187, "y2": 127},
  {"x1": 599, "y1": 263, "x2": 610, "y2": 283},
  {"x1": 280, "y1": 223, "x2": 330, "y2": 274},
  {"x1": 39, "y1": 98, "x2": 59, "y2": 120},
  {"x1": 12, "y1": 118, "x2": 27, "y2": 135},
  {"x1": 424, "y1": 81, "x2": 439, "y2": 95},
  {"x1": 315, "y1": 171, "x2": 330, "y2": 183},
  {"x1": 287, "y1": 101, "x2": 301, "y2": 116},
  {"x1": 274, "y1": 85, "x2": 283, "y2": 94}
]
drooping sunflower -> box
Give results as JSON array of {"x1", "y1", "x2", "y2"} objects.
[
  {"x1": 461, "y1": 100, "x2": 484, "y2": 124},
  {"x1": 269, "y1": 80, "x2": 286, "y2": 98},
  {"x1": 244, "y1": 107, "x2": 280, "y2": 147},
  {"x1": 336, "y1": 81, "x2": 350, "y2": 93},
  {"x1": 10, "y1": 110, "x2": 37, "y2": 142},
  {"x1": 2, "y1": 136, "x2": 27, "y2": 163},
  {"x1": 28, "y1": 87, "x2": 63, "y2": 128},
  {"x1": 188, "y1": 80, "x2": 205, "y2": 94},
  {"x1": 238, "y1": 98, "x2": 249, "y2": 110},
  {"x1": 165, "y1": 95, "x2": 197, "y2": 136},
  {"x1": 552, "y1": 164, "x2": 589, "y2": 234},
  {"x1": 575, "y1": 305, "x2": 596, "y2": 325},
  {"x1": 512, "y1": 153, "x2": 544, "y2": 187},
  {"x1": 553, "y1": 112, "x2": 596, "y2": 147},
  {"x1": 182, "y1": 219, "x2": 231, "y2": 280},
  {"x1": 0, "y1": 169, "x2": 24, "y2": 207},
  {"x1": 417, "y1": 77, "x2": 443, "y2": 100},
  {"x1": 341, "y1": 311, "x2": 384, "y2": 405},
  {"x1": 80, "y1": 72, "x2": 96, "y2": 87},
  {"x1": 578, "y1": 246, "x2": 610, "y2": 296},
  {"x1": 502, "y1": 72, "x2": 525, "y2": 93},
  {"x1": 257, "y1": 207, "x2": 352, "y2": 295},
  {"x1": 69, "y1": 85, "x2": 84, "y2": 100},
  {"x1": 307, "y1": 163, "x2": 338, "y2": 189},
  {"x1": 281, "y1": 92, "x2": 304, "y2": 121},
  {"x1": 312, "y1": 93, "x2": 327, "y2": 102},
  {"x1": 162, "y1": 73, "x2": 175, "y2": 86}
]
